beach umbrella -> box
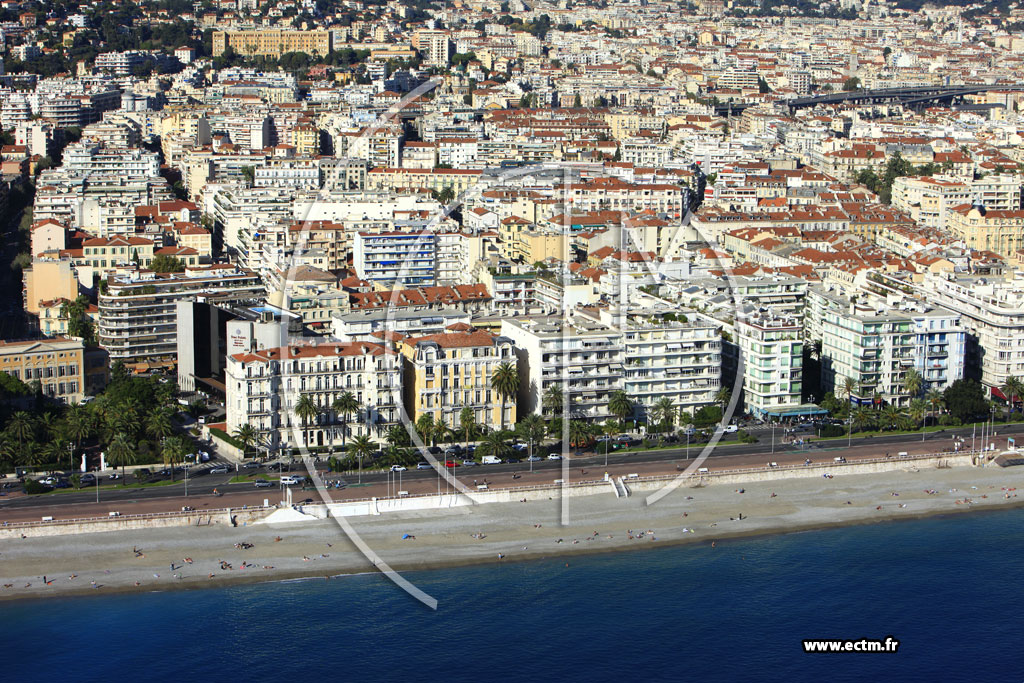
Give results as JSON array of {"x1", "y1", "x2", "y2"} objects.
[{"x1": 402, "y1": 534, "x2": 412, "y2": 539}]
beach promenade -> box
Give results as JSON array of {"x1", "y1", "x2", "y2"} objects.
[{"x1": 1, "y1": 448, "x2": 1022, "y2": 601}]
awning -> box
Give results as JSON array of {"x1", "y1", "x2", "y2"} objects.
[{"x1": 992, "y1": 386, "x2": 1007, "y2": 400}]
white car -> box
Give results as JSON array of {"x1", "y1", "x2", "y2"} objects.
[
  {"x1": 390, "y1": 465, "x2": 407, "y2": 472},
  {"x1": 723, "y1": 425, "x2": 739, "y2": 433},
  {"x1": 547, "y1": 454, "x2": 562, "y2": 460}
]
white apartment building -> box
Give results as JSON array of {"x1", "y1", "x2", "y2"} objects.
[
  {"x1": 98, "y1": 266, "x2": 265, "y2": 369},
  {"x1": 353, "y1": 231, "x2": 437, "y2": 288},
  {"x1": 501, "y1": 316, "x2": 623, "y2": 422},
  {"x1": 919, "y1": 272, "x2": 1024, "y2": 396},
  {"x1": 805, "y1": 286, "x2": 966, "y2": 405},
  {"x1": 892, "y1": 175, "x2": 1021, "y2": 230},
  {"x1": 225, "y1": 341, "x2": 401, "y2": 452},
  {"x1": 736, "y1": 313, "x2": 804, "y2": 419}
]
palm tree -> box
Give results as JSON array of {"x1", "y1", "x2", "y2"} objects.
[
  {"x1": 608, "y1": 390, "x2": 634, "y2": 425},
  {"x1": 903, "y1": 368, "x2": 923, "y2": 401},
  {"x1": 7, "y1": 411, "x2": 35, "y2": 449},
  {"x1": 568, "y1": 420, "x2": 591, "y2": 455},
  {"x1": 294, "y1": 394, "x2": 320, "y2": 447},
  {"x1": 880, "y1": 404, "x2": 904, "y2": 431},
  {"x1": 348, "y1": 434, "x2": 375, "y2": 484},
  {"x1": 652, "y1": 397, "x2": 676, "y2": 438},
  {"x1": 43, "y1": 438, "x2": 69, "y2": 468},
  {"x1": 909, "y1": 398, "x2": 928, "y2": 440},
  {"x1": 65, "y1": 403, "x2": 93, "y2": 463},
  {"x1": 515, "y1": 414, "x2": 546, "y2": 463},
  {"x1": 476, "y1": 430, "x2": 514, "y2": 462},
  {"x1": 714, "y1": 387, "x2": 732, "y2": 412},
  {"x1": 491, "y1": 361, "x2": 519, "y2": 431},
  {"x1": 926, "y1": 389, "x2": 944, "y2": 426},
  {"x1": 146, "y1": 408, "x2": 173, "y2": 445},
  {"x1": 1000, "y1": 376, "x2": 1023, "y2": 424},
  {"x1": 107, "y1": 433, "x2": 136, "y2": 482},
  {"x1": 233, "y1": 423, "x2": 258, "y2": 458},
  {"x1": 852, "y1": 406, "x2": 875, "y2": 433},
  {"x1": 162, "y1": 435, "x2": 188, "y2": 482},
  {"x1": 459, "y1": 406, "x2": 475, "y2": 447},
  {"x1": 331, "y1": 391, "x2": 360, "y2": 448},
  {"x1": 841, "y1": 376, "x2": 859, "y2": 406},
  {"x1": 542, "y1": 384, "x2": 563, "y2": 419},
  {"x1": 386, "y1": 424, "x2": 410, "y2": 448},
  {"x1": 416, "y1": 413, "x2": 438, "y2": 447}
]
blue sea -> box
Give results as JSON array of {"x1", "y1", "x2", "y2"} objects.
[{"x1": 5, "y1": 509, "x2": 1024, "y2": 682}]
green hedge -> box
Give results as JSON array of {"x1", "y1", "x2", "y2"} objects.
[{"x1": 210, "y1": 427, "x2": 244, "y2": 450}]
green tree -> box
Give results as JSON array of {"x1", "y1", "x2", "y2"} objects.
[
  {"x1": 608, "y1": 390, "x2": 634, "y2": 424},
  {"x1": 903, "y1": 368, "x2": 923, "y2": 400},
  {"x1": 842, "y1": 76, "x2": 861, "y2": 91},
  {"x1": 294, "y1": 394, "x2": 320, "y2": 446},
  {"x1": 490, "y1": 361, "x2": 519, "y2": 431},
  {"x1": 331, "y1": 391, "x2": 360, "y2": 448},
  {"x1": 852, "y1": 406, "x2": 875, "y2": 433},
  {"x1": 416, "y1": 413, "x2": 439, "y2": 447},
  {"x1": 515, "y1": 414, "x2": 546, "y2": 462},
  {"x1": 459, "y1": 406, "x2": 475, "y2": 447},
  {"x1": 7, "y1": 411, "x2": 35, "y2": 450},
  {"x1": 568, "y1": 420, "x2": 592, "y2": 455},
  {"x1": 161, "y1": 435, "x2": 188, "y2": 482},
  {"x1": 652, "y1": 397, "x2": 676, "y2": 438},
  {"x1": 65, "y1": 403, "x2": 93, "y2": 462},
  {"x1": 107, "y1": 432, "x2": 136, "y2": 481},
  {"x1": 348, "y1": 434, "x2": 375, "y2": 483},
  {"x1": 146, "y1": 408, "x2": 173, "y2": 444},
  {"x1": 714, "y1": 387, "x2": 732, "y2": 412},
  {"x1": 476, "y1": 429, "x2": 513, "y2": 461},
  {"x1": 150, "y1": 254, "x2": 186, "y2": 273},
  {"x1": 943, "y1": 379, "x2": 989, "y2": 423},
  {"x1": 926, "y1": 389, "x2": 944, "y2": 426},
  {"x1": 542, "y1": 384, "x2": 563, "y2": 418},
  {"x1": 386, "y1": 424, "x2": 411, "y2": 448},
  {"x1": 1000, "y1": 376, "x2": 1023, "y2": 423},
  {"x1": 233, "y1": 423, "x2": 259, "y2": 457}
]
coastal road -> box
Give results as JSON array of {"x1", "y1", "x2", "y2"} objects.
[{"x1": 1, "y1": 422, "x2": 1016, "y2": 522}]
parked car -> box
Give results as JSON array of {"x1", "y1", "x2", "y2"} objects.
[
  {"x1": 242, "y1": 462, "x2": 261, "y2": 469},
  {"x1": 461, "y1": 459, "x2": 479, "y2": 467},
  {"x1": 390, "y1": 465, "x2": 407, "y2": 472},
  {"x1": 481, "y1": 455, "x2": 502, "y2": 465},
  {"x1": 80, "y1": 473, "x2": 97, "y2": 485},
  {"x1": 547, "y1": 454, "x2": 562, "y2": 461},
  {"x1": 526, "y1": 455, "x2": 543, "y2": 462},
  {"x1": 279, "y1": 475, "x2": 301, "y2": 486},
  {"x1": 416, "y1": 462, "x2": 433, "y2": 470},
  {"x1": 427, "y1": 446, "x2": 442, "y2": 455},
  {"x1": 254, "y1": 480, "x2": 274, "y2": 488},
  {"x1": 444, "y1": 460, "x2": 460, "y2": 468},
  {"x1": 209, "y1": 466, "x2": 230, "y2": 474},
  {"x1": 723, "y1": 425, "x2": 739, "y2": 433}
]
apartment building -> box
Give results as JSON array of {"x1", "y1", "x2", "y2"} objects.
[
  {"x1": 736, "y1": 313, "x2": 804, "y2": 419},
  {"x1": 98, "y1": 266, "x2": 264, "y2": 370},
  {"x1": 893, "y1": 175, "x2": 1021, "y2": 230},
  {"x1": 0, "y1": 337, "x2": 108, "y2": 403},
  {"x1": 805, "y1": 286, "x2": 966, "y2": 405},
  {"x1": 354, "y1": 231, "x2": 437, "y2": 288},
  {"x1": 212, "y1": 30, "x2": 332, "y2": 58},
  {"x1": 501, "y1": 316, "x2": 623, "y2": 422},
  {"x1": 947, "y1": 203, "x2": 1024, "y2": 258},
  {"x1": 225, "y1": 341, "x2": 400, "y2": 452},
  {"x1": 598, "y1": 308, "x2": 723, "y2": 420},
  {"x1": 399, "y1": 328, "x2": 516, "y2": 431},
  {"x1": 918, "y1": 272, "x2": 1024, "y2": 395}
]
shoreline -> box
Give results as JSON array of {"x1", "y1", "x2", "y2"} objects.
[
  {"x1": 6, "y1": 499, "x2": 1024, "y2": 605},
  {"x1": 3, "y1": 463, "x2": 1023, "y2": 603}
]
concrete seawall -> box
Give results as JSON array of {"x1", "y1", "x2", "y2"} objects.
[
  {"x1": 0, "y1": 453, "x2": 988, "y2": 535},
  {"x1": 0, "y1": 507, "x2": 273, "y2": 539}
]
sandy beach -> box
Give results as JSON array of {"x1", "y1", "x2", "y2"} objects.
[{"x1": 2, "y1": 463, "x2": 1023, "y2": 601}]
